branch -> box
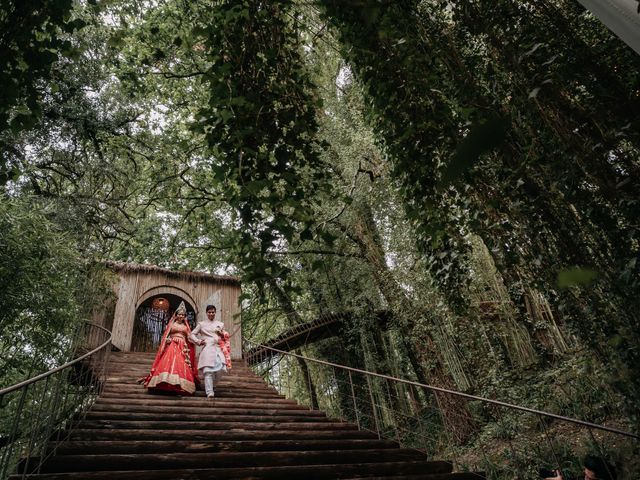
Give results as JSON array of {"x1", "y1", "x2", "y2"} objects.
[
  {"x1": 149, "y1": 70, "x2": 205, "y2": 79},
  {"x1": 179, "y1": 168, "x2": 219, "y2": 200},
  {"x1": 269, "y1": 249, "x2": 362, "y2": 258}
]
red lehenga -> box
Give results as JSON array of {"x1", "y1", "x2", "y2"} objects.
[{"x1": 142, "y1": 316, "x2": 198, "y2": 395}]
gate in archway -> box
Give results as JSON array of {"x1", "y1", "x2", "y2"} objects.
[{"x1": 131, "y1": 294, "x2": 196, "y2": 352}]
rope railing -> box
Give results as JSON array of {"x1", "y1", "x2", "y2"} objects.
[
  {"x1": 244, "y1": 340, "x2": 639, "y2": 480},
  {"x1": 0, "y1": 322, "x2": 112, "y2": 479}
]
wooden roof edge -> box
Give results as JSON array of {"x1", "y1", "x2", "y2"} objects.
[{"x1": 104, "y1": 261, "x2": 241, "y2": 286}]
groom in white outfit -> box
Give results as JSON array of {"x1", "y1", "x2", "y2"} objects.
[{"x1": 190, "y1": 305, "x2": 227, "y2": 398}]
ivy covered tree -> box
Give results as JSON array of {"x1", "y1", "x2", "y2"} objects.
[
  {"x1": 317, "y1": 0, "x2": 640, "y2": 406},
  {"x1": 1, "y1": 0, "x2": 638, "y2": 476}
]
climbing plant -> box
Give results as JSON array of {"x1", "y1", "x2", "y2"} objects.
[
  {"x1": 190, "y1": 1, "x2": 334, "y2": 284},
  {"x1": 316, "y1": 0, "x2": 640, "y2": 407},
  {"x1": 0, "y1": 0, "x2": 87, "y2": 182},
  {"x1": 1, "y1": 0, "x2": 639, "y2": 475}
]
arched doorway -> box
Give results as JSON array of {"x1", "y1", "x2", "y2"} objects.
[{"x1": 131, "y1": 294, "x2": 196, "y2": 352}]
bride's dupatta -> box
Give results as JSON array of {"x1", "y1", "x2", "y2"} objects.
[{"x1": 141, "y1": 314, "x2": 199, "y2": 386}]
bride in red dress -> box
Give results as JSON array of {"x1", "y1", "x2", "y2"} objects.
[{"x1": 142, "y1": 301, "x2": 198, "y2": 395}]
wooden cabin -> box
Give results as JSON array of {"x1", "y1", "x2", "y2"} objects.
[{"x1": 93, "y1": 262, "x2": 242, "y2": 359}]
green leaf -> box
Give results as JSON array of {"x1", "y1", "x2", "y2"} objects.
[
  {"x1": 320, "y1": 230, "x2": 337, "y2": 246},
  {"x1": 285, "y1": 226, "x2": 299, "y2": 244},
  {"x1": 300, "y1": 228, "x2": 313, "y2": 241},
  {"x1": 107, "y1": 34, "x2": 125, "y2": 48},
  {"x1": 67, "y1": 18, "x2": 87, "y2": 31},
  {"x1": 440, "y1": 115, "x2": 509, "y2": 186},
  {"x1": 608, "y1": 335, "x2": 623, "y2": 347},
  {"x1": 557, "y1": 267, "x2": 598, "y2": 289}
]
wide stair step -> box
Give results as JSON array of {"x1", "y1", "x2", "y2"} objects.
[
  {"x1": 13, "y1": 352, "x2": 484, "y2": 479},
  {"x1": 13, "y1": 462, "x2": 475, "y2": 480},
  {"x1": 82, "y1": 411, "x2": 331, "y2": 422},
  {"x1": 63, "y1": 428, "x2": 383, "y2": 441},
  {"x1": 88, "y1": 403, "x2": 327, "y2": 416},
  {"x1": 25, "y1": 449, "x2": 440, "y2": 472},
  {"x1": 50, "y1": 438, "x2": 400, "y2": 454},
  {"x1": 75, "y1": 420, "x2": 358, "y2": 430}
]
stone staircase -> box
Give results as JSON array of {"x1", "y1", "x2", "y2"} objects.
[{"x1": 15, "y1": 352, "x2": 484, "y2": 479}]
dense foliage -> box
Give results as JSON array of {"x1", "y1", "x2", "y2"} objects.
[
  {"x1": 0, "y1": 0, "x2": 85, "y2": 181},
  {"x1": 1, "y1": 0, "x2": 638, "y2": 477},
  {"x1": 0, "y1": 197, "x2": 113, "y2": 388}
]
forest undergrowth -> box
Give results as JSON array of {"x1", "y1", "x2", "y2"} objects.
[{"x1": 1, "y1": 0, "x2": 638, "y2": 477}]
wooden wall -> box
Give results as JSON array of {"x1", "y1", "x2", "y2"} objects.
[{"x1": 105, "y1": 266, "x2": 242, "y2": 359}]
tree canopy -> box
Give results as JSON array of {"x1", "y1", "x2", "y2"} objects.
[{"x1": 1, "y1": 0, "x2": 638, "y2": 477}]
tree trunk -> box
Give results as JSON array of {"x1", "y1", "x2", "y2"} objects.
[
  {"x1": 266, "y1": 278, "x2": 320, "y2": 410},
  {"x1": 342, "y1": 203, "x2": 477, "y2": 442}
]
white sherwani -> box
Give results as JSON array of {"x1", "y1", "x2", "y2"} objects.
[{"x1": 190, "y1": 319, "x2": 227, "y2": 374}]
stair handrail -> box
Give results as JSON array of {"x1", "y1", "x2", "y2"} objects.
[
  {"x1": 0, "y1": 324, "x2": 112, "y2": 398},
  {"x1": 243, "y1": 340, "x2": 640, "y2": 479},
  {"x1": 246, "y1": 340, "x2": 637, "y2": 439},
  {"x1": 0, "y1": 322, "x2": 112, "y2": 479}
]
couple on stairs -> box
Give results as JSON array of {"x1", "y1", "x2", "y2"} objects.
[{"x1": 141, "y1": 302, "x2": 232, "y2": 398}]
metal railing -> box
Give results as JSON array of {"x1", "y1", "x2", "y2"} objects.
[
  {"x1": 245, "y1": 340, "x2": 639, "y2": 480},
  {"x1": 0, "y1": 322, "x2": 112, "y2": 479}
]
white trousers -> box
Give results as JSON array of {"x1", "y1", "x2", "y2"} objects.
[{"x1": 203, "y1": 370, "x2": 222, "y2": 396}]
